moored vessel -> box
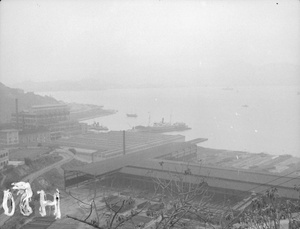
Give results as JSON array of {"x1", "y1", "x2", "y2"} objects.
[
  {"x1": 133, "y1": 118, "x2": 191, "y2": 133},
  {"x1": 126, "y1": 113, "x2": 138, "y2": 118},
  {"x1": 89, "y1": 122, "x2": 108, "y2": 131}
]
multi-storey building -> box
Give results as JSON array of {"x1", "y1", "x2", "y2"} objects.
[
  {"x1": 12, "y1": 104, "x2": 84, "y2": 140},
  {"x1": 0, "y1": 148, "x2": 9, "y2": 171},
  {"x1": 12, "y1": 104, "x2": 70, "y2": 129},
  {"x1": 0, "y1": 129, "x2": 19, "y2": 145},
  {"x1": 19, "y1": 126, "x2": 51, "y2": 144}
]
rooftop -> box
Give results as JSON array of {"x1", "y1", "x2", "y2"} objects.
[
  {"x1": 63, "y1": 141, "x2": 195, "y2": 175},
  {"x1": 19, "y1": 126, "x2": 49, "y2": 135},
  {"x1": 71, "y1": 148, "x2": 97, "y2": 154},
  {"x1": 0, "y1": 129, "x2": 19, "y2": 133},
  {"x1": 31, "y1": 103, "x2": 68, "y2": 109},
  {"x1": 194, "y1": 147, "x2": 300, "y2": 175}
]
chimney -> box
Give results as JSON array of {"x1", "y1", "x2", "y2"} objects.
[
  {"x1": 123, "y1": 130, "x2": 126, "y2": 155},
  {"x1": 15, "y1": 98, "x2": 19, "y2": 129}
]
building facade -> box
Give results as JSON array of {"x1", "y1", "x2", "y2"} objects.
[
  {"x1": 12, "y1": 104, "x2": 84, "y2": 140},
  {"x1": 19, "y1": 127, "x2": 51, "y2": 144},
  {"x1": 0, "y1": 129, "x2": 19, "y2": 146},
  {"x1": 0, "y1": 149, "x2": 9, "y2": 171},
  {"x1": 12, "y1": 104, "x2": 70, "y2": 129}
]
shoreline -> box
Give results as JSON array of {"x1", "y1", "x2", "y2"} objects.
[
  {"x1": 68, "y1": 103, "x2": 117, "y2": 122},
  {"x1": 76, "y1": 112, "x2": 117, "y2": 122}
]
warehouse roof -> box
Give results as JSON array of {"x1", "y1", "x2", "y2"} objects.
[{"x1": 63, "y1": 141, "x2": 195, "y2": 176}]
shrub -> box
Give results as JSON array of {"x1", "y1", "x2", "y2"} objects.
[
  {"x1": 3, "y1": 178, "x2": 14, "y2": 189},
  {"x1": 24, "y1": 157, "x2": 33, "y2": 166},
  {"x1": 69, "y1": 148, "x2": 77, "y2": 155}
]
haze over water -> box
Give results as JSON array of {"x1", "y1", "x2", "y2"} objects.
[
  {"x1": 38, "y1": 85, "x2": 300, "y2": 157},
  {"x1": 2, "y1": 1, "x2": 299, "y2": 157}
]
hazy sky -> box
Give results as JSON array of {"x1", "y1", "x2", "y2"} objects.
[{"x1": 0, "y1": 0, "x2": 299, "y2": 86}]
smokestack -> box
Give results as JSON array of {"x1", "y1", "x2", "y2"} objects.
[
  {"x1": 15, "y1": 98, "x2": 19, "y2": 129},
  {"x1": 123, "y1": 130, "x2": 126, "y2": 155}
]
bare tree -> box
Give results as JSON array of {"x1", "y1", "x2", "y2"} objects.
[
  {"x1": 147, "y1": 162, "x2": 218, "y2": 229},
  {"x1": 227, "y1": 187, "x2": 300, "y2": 229},
  {"x1": 66, "y1": 163, "x2": 252, "y2": 229},
  {"x1": 66, "y1": 176, "x2": 156, "y2": 229}
]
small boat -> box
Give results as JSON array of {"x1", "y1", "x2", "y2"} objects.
[
  {"x1": 126, "y1": 113, "x2": 138, "y2": 118},
  {"x1": 89, "y1": 122, "x2": 108, "y2": 131},
  {"x1": 242, "y1": 104, "x2": 248, "y2": 108}
]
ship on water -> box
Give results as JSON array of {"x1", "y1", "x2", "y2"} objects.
[
  {"x1": 133, "y1": 118, "x2": 191, "y2": 133},
  {"x1": 126, "y1": 113, "x2": 138, "y2": 118},
  {"x1": 89, "y1": 121, "x2": 108, "y2": 131}
]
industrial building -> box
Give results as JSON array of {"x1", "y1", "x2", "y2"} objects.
[
  {"x1": 0, "y1": 129, "x2": 19, "y2": 146},
  {"x1": 18, "y1": 126, "x2": 51, "y2": 144},
  {"x1": 62, "y1": 132, "x2": 300, "y2": 200},
  {"x1": 11, "y1": 103, "x2": 87, "y2": 140},
  {"x1": 0, "y1": 148, "x2": 9, "y2": 171},
  {"x1": 55, "y1": 131, "x2": 187, "y2": 160},
  {"x1": 12, "y1": 104, "x2": 70, "y2": 128}
]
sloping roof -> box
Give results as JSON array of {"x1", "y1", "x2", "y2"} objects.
[
  {"x1": 63, "y1": 141, "x2": 195, "y2": 176},
  {"x1": 0, "y1": 129, "x2": 18, "y2": 133},
  {"x1": 121, "y1": 159, "x2": 300, "y2": 189},
  {"x1": 19, "y1": 126, "x2": 50, "y2": 135},
  {"x1": 31, "y1": 104, "x2": 67, "y2": 109}
]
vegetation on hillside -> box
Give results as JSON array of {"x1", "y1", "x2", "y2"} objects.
[{"x1": 0, "y1": 82, "x2": 59, "y2": 124}]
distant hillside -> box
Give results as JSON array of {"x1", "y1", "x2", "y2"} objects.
[
  {"x1": 11, "y1": 63, "x2": 300, "y2": 92},
  {"x1": 0, "y1": 82, "x2": 59, "y2": 124},
  {"x1": 12, "y1": 78, "x2": 122, "y2": 92},
  {"x1": 193, "y1": 63, "x2": 300, "y2": 87}
]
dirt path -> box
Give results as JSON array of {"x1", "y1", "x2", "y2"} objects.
[{"x1": 26, "y1": 151, "x2": 73, "y2": 183}]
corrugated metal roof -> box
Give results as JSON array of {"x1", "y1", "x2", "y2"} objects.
[{"x1": 64, "y1": 141, "x2": 194, "y2": 176}]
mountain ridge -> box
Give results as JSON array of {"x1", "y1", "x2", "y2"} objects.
[{"x1": 10, "y1": 63, "x2": 300, "y2": 92}]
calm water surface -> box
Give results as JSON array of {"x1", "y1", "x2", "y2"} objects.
[{"x1": 38, "y1": 86, "x2": 300, "y2": 157}]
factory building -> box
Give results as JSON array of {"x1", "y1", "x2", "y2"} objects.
[
  {"x1": 0, "y1": 148, "x2": 9, "y2": 171},
  {"x1": 0, "y1": 129, "x2": 19, "y2": 146},
  {"x1": 11, "y1": 103, "x2": 85, "y2": 140},
  {"x1": 19, "y1": 126, "x2": 51, "y2": 144},
  {"x1": 12, "y1": 104, "x2": 70, "y2": 129},
  {"x1": 63, "y1": 138, "x2": 300, "y2": 200}
]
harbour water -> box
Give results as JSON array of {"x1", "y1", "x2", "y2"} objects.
[{"x1": 38, "y1": 86, "x2": 300, "y2": 157}]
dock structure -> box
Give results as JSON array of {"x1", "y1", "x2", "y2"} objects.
[
  {"x1": 62, "y1": 131, "x2": 300, "y2": 200},
  {"x1": 63, "y1": 140, "x2": 199, "y2": 188},
  {"x1": 56, "y1": 131, "x2": 186, "y2": 160}
]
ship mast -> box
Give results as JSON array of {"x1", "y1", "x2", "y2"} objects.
[
  {"x1": 170, "y1": 109, "x2": 173, "y2": 124},
  {"x1": 148, "y1": 112, "x2": 151, "y2": 126}
]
